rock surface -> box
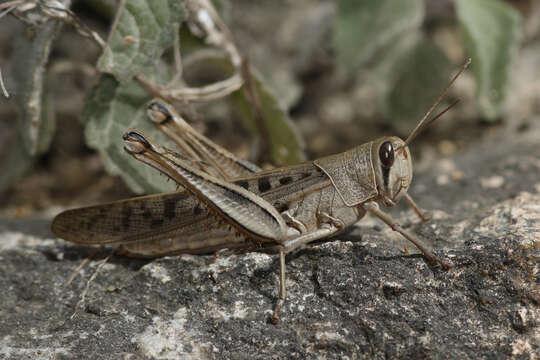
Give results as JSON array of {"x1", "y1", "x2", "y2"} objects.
[{"x1": 1, "y1": 128, "x2": 539, "y2": 360}]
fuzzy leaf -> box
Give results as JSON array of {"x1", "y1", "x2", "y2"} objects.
[
  {"x1": 82, "y1": 75, "x2": 176, "y2": 194},
  {"x1": 456, "y1": 0, "x2": 521, "y2": 120},
  {"x1": 183, "y1": 54, "x2": 305, "y2": 166},
  {"x1": 334, "y1": 0, "x2": 423, "y2": 70},
  {"x1": 97, "y1": 0, "x2": 185, "y2": 82},
  {"x1": 11, "y1": 18, "x2": 62, "y2": 155}
]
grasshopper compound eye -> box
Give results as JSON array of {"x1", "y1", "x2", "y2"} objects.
[
  {"x1": 370, "y1": 136, "x2": 412, "y2": 205},
  {"x1": 379, "y1": 141, "x2": 394, "y2": 168}
]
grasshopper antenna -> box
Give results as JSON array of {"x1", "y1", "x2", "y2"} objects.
[{"x1": 404, "y1": 58, "x2": 471, "y2": 146}]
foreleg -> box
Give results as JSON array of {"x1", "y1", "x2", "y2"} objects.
[
  {"x1": 363, "y1": 201, "x2": 451, "y2": 270},
  {"x1": 403, "y1": 193, "x2": 432, "y2": 222}
]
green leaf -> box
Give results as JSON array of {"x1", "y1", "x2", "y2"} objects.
[
  {"x1": 334, "y1": 0, "x2": 424, "y2": 70},
  {"x1": 231, "y1": 70, "x2": 305, "y2": 166},
  {"x1": 11, "y1": 19, "x2": 62, "y2": 155},
  {"x1": 180, "y1": 53, "x2": 305, "y2": 166},
  {"x1": 383, "y1": 38, "x2": 452, "y2": 133},
  {"x1": 82, "y1": 74, "x2": 176, "y2": 194},
  {"x1": 456, "y1": 0, "x2": 522, "y2": 120},
  {"x1": 97, "y1": 0, "x2": 185, "y2": 82}
]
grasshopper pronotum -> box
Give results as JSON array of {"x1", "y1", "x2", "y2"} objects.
[{"x1": 52, "y1": 60, "x2": 470, "y2": 323}]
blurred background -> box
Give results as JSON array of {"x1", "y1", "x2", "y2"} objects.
[{"x1": 0, "y1": 0, "x2": 538, "y2": 220}]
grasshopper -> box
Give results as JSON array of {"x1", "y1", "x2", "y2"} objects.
[{"x1": 52, "y1": 60, "x2": 470, "y2": 323}]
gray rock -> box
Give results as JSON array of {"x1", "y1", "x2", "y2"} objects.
[{"x1": 1, "y1": 130, "x2": 539, "y2": 359}]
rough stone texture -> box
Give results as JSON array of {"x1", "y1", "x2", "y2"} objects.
[{"x1": 1, "y1": 128, "x2": 539, "y2": 360}]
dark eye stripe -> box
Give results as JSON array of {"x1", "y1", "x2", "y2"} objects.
[{"x1": 382, "y1": 166, "x2": 390, "y2": 188}]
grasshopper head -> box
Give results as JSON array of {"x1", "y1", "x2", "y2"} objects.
[{"x1": 371, "y1": 136, "x2": 413, "y2": 206}]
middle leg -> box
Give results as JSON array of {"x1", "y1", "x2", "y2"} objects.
[{"x1": 272, "y1": 225, "x2": 340, "y2": 323}]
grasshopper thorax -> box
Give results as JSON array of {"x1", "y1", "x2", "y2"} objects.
[{"x1": 371, "y1": 136, "x2": 413, "y2": 207}]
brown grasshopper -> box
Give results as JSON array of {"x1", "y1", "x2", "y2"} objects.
[{"x1": 52, "y1": 60, "x2": 470, "y2": 323}]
